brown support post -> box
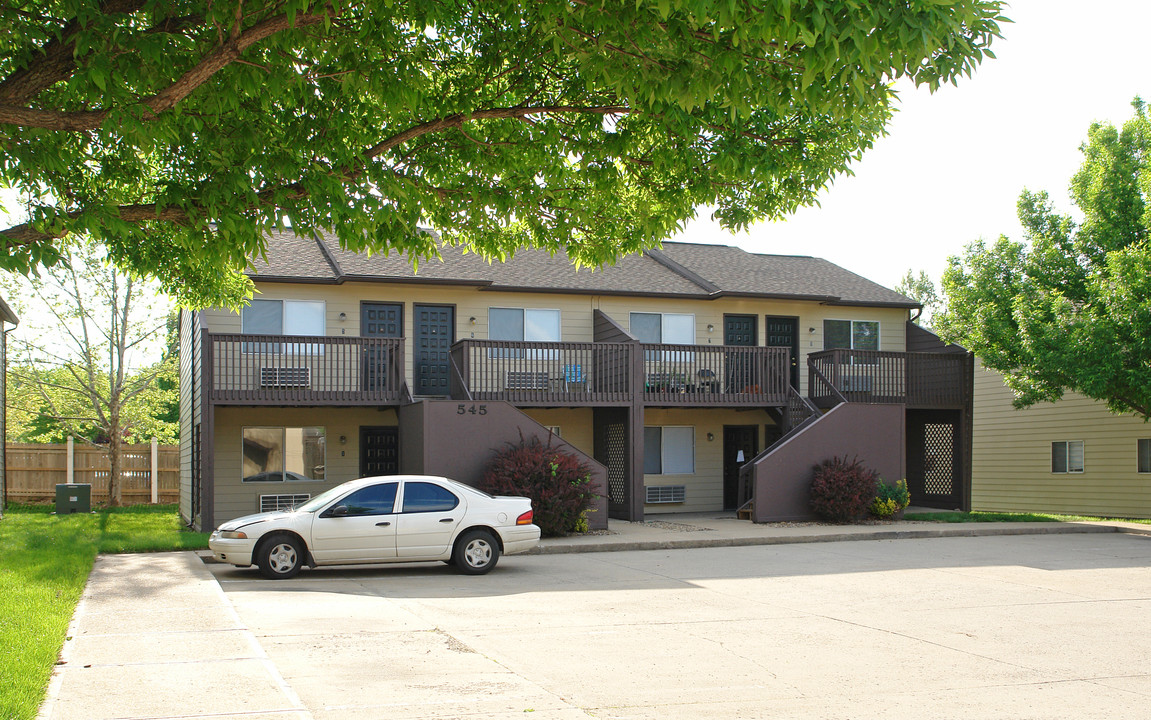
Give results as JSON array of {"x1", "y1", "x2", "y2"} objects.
[
  {"x1": 200, "y1": 329, "x2": 215, "y2": 532},
  {"x1": 628, "y1": 341, "x2": 645, "y2": 522},
  {"x1": 960, "y1": 351, "x2": 975, "y2": 512}
]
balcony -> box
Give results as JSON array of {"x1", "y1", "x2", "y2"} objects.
[
  {"x1": 208, "y1": 334, "x2": 406, "y2": 405},
  {"x1": 450, "y1": 340, "x2": 634, "y2": 406},
  {"x1": 807, "y1": 349, "x2": 968, "y2": 409},
  {"x1": 640, "y1": 344, "x2": 789, "y2": 406},
  {"x1": 449, "y1": 340, "x2": 790, "y2": 407}
]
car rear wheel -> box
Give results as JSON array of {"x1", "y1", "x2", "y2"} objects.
[
  {"x1": 452, "y1": 529, "x2": 500, "y2": 575},
  {"x1": 256, "y1": 533, "x2": 304, "y2": 579}
]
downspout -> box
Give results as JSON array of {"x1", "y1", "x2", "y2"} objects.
[{"x1": 909, "y1": 307, "x2": 923, "y2": 325}]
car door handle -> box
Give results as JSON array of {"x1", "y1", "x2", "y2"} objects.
[
  {"x1": 375, "y1": 521, "x2": 391, "y2": 527},
  {"x1": 439, "y1": 518, "x2": 454, "y2": 523}
]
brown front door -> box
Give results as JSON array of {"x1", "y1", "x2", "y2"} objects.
[
  {"x1": 723, "y1": 425, "x2": 759, "y2": 510},
  {"x1": 766, "y1": 316, "x2": 799, "y2": 389},
  {"x1": 360, "y1": 426, "x2": 399, "y2": 477},
  {"x1": 413, "y1": 304, "x2": 454, "y2": 396}
]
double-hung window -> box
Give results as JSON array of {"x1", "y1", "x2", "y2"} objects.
[
  {"x1": 242, "y1": 299, "x2": 325, "y2": 353},
  {"x1": 489, "y1": 308, "x2": 561, "y2": 358},
  {"x1": 643, "y1": 426, "x2": 695, "y2": 475},
  {"x1": 1138, "y1": 439, "x2": 1151, "y2": 473},
  {"x1": 1051, "y1": 441, "x2": 1084, "y2": 474},
  {"x1": 242, "y1": 426, "x2": 326, "y2": 482}
]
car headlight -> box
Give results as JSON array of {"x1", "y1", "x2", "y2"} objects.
[{"x1": 217, "y1": 530, "x2": 248, "y2": 539}]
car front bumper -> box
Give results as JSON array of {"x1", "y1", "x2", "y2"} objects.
[
  {"x1": 499, "y1": 524, "x2": 542, "y2": 555},
  {"x1": 208, "y1": 533, "x2": 256, "y2": 567}
]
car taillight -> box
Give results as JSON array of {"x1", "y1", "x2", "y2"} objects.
[{"x1": 516, "y1": 509, "x2": 534, "y2": 525}]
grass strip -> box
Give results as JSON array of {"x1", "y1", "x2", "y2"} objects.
[
  {"x1": 0, "y1": 504, "x2": 209, "y2": 720},
  {"x1": 905, "y1": 510, "x2": 1151, "y2": 524}
]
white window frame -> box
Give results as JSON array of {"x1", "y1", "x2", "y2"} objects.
[
  {"x1": 630, "y1": 312, "x2": 695, "y2": 345},
  {"x1": 488, "y1": 307, "x2": 562, "y2": 342},
  {"x1": 241, "y1": 299, "x2": 326, "y2": 354},
  {"x1": 822, "y1": 319, "x2": 881, "y2": 351},
  {"x1": 242, "y1": 426, "x2": 327, "y2": 482},
  {"x1": 643, "y1": 426, "x2": 695, "y2": 475},
  {"x1": 1051, "y1": 440, "x2": 1084, "y2": 474}
]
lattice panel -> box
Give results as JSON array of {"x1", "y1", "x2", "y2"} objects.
[
  {"x1": 604, "y1": 422, "x2": 628, "y2": 506},
  {"x1": 923, "y1": 423, "x2": 954, "y2": 495}
]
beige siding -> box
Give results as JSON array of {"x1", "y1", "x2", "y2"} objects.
[
  {"x1": 519, "y1": 408, "x2": 595, "y2": 457},
  {"x1": 213, "y1": 406, "x2": 399, "y2": 525},
  {"x1": 178, "y1": 309, "x2": 197, "y2": 524},
  {"x1": 972, "y1": 359, "x2": 1151, "y2": 518},
  {"x1": 642, "y1": 408, "x2": 779, "y2": 514}
]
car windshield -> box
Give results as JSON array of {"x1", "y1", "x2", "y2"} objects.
[{"x1": 294, "y1": 485, "x2": 349, "y2": 513}]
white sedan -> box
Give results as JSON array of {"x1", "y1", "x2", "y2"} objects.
[{"x1": 209, "y1": 475, "x2": 540, "y2": 578}]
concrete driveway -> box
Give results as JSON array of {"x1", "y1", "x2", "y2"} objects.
[{"x1": 197, "y1": 533, "x2": 1151, "y2": 719}]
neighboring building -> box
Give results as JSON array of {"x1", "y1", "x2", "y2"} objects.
[
  {"x1": 179, "y1": 234, "x2": 973, "y2": 531},
  {"x1": 0, "y1": 295, "x2": 18, "y2": 516},
  {"x1": 973, "y1": 360, "x2": 1151, "y2": 518}
]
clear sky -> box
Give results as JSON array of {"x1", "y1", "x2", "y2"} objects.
[{"x1": 672, "y1": 0, "x2": 1151, "y2": 291}]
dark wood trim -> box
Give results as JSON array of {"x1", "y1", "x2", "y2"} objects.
[{"x1": 199, "y1": 327, "x2": 215, "y2": 532}]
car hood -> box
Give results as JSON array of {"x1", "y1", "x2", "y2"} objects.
[{"x1": 217, "y1": 510, "x2": 298, "y2": 532}]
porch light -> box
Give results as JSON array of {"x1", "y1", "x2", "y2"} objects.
[
  {"x1": 706, "y1": 432, "x2": 714, "y2": 441},
  {"x1": 338, "y1": 312, "x2": 347, "y2": 321}
]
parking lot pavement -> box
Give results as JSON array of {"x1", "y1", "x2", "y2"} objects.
[{"x1": 204, "y1": 533, "x2": 1151, "y2": 720}]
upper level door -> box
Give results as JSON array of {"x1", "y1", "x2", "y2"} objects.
[
  {"x1": 724, "y1": 314, "x2": 757, "y2": 392},
  {"x1": 413, "y1": 304, "x2": 454, "y2": 396},
  {"x1": 765, "y1": 316, "x2": 799, "y2": 390},
  {"x1": 361, "y1": 302, "x2": 402, "y2": 392}
]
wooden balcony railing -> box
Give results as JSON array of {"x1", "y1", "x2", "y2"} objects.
[
  {"x1": 209, "y1": 334, "x2": 405, "y2": 405},
  {"x1": 450, "y1": 340, "x2": 634, "y2": 405},
  {"x1": 807, "y1": 349, "x2": 967, "y2": 408},
  {"x1": 640, "y1": 344, "x2": 789, "y2": 406}
]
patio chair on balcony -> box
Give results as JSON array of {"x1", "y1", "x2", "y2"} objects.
[{"x1": 562, "y1": 364, "x2": 588, "y2": 392}]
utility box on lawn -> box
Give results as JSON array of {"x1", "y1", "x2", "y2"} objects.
[{"x1": 55, "y1": 484, "x2": 91, "y2": 514}]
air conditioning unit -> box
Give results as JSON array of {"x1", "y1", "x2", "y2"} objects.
[
  {"x1": 260, "y1": 494, "x2": 310, "y2": 512},
  {"x1": 260, "y1": 367, "x2": 310, "y2": 387},
  {"x1": 841, "y1": 375, "x2": 873, "y2": 392},
  {"x1": 646, "y1": 485, "x2": 686, "y2": 504}
]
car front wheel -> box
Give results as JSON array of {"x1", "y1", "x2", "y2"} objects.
[
  {"x1": 256, "y1": 533, "x2": 304, "y2": 579},
  {"x1": 453, "y1": 529, "x2": 500, "y2": 575}
]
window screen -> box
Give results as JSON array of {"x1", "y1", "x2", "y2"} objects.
[
  {"x1": 489, "y1": 308, "x2": 525, "y2": 341},
  {"x1": 631, "y1": 313, "x2": 661, "y2": 343},
  {"x1": 644, "y1": 426, "x2": 663, "y2": 474},
  {"x1": 243, "y1": 300, "x2": 283, "y2": 335},
  {"x1": 1140, "y1": 439, "x2": 1151, "y2": 474}
]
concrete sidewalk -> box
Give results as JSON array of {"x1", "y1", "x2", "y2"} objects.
[
  {"x1": 532, "y1": 511, "x2": 1151, "y2": 554},
  {"x1": 39, "y1": 516, "x2": 1151, "y2": 720}
]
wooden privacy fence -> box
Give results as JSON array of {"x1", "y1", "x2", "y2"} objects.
[{"x1": 6, "y1": 441, "x2": 180, "y2": 504}]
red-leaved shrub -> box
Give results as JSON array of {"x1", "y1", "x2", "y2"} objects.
[
  {"x1": 810, "y1": 455, "x2": 879, "y2": 523},
  {"x1": 479, "y1": 435, "x2": 598, "y2": 537}
]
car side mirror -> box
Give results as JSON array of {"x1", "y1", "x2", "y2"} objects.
[{"x1": 324, "y1": 505, "x2": 349, "y2": 518}]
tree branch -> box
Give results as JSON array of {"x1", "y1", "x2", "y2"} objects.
[{"x1": 0, "y1": 8, "x2": 333, "y2": 131}]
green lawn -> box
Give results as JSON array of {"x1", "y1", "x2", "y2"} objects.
[
  {"x1": 0, "y1": 504, "x2": 209, "y2": 720},
  {"x1": 905, "y1": 510, "x2": 1151, "y2": 524}
]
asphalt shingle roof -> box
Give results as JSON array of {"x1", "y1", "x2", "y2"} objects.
[{"x1": 248, "y1": 231, "x2": 917, "y2": 308}]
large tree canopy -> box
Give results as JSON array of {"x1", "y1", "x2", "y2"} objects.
[
  {"x1": 938, "y1": 99, "x2": 1151, "y2": 419},
  {"x1": 1, "y1": 0, "x2": 1005, "y2": 308}
]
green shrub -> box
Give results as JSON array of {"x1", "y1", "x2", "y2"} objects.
[
  {"x1": 479, "y1": 436, "x2": 598, "y2": 537},
  {"x1": 870, "y1": 479, "x2": 911, "y2": 519},
  {"x1": 809, "y1": 455, "x2": 879, "y2": 523}
]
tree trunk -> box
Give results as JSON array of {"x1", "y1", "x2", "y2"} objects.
[{"x1": 108, "y1": 407, "x2": 122, "y2": 507}]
